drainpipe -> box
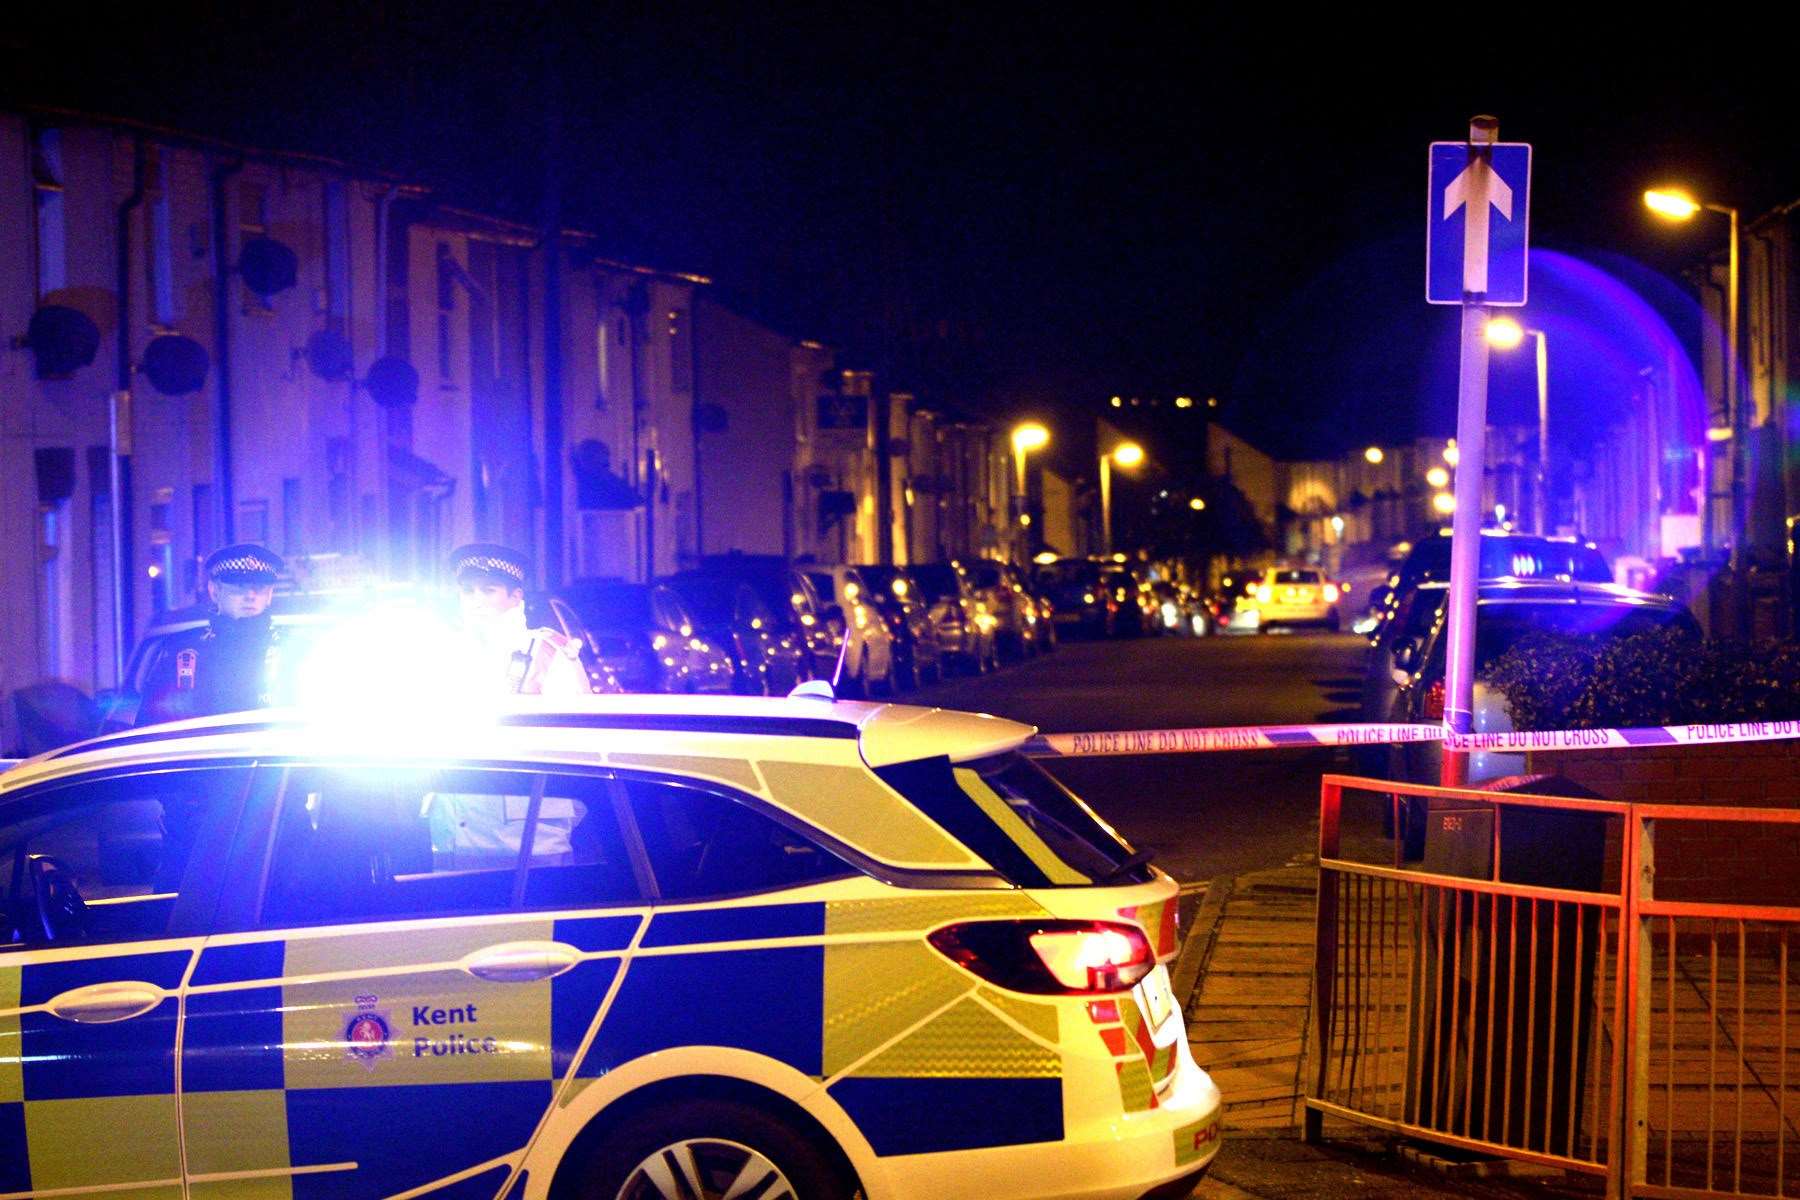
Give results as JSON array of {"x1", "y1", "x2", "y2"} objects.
[
  {"x1": 111, "y1": 137, "x2": 145, "y2": 682},
  {"x1": 209, "y1": 156, "x2": 245, "y2": 544}
]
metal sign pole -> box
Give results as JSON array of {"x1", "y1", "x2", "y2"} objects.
[{"x1": 1441, "y1": 115, "x2": 1501, "y2": 786}]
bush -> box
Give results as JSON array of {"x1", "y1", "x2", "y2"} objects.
[{"x1": 1488, "y1": 628, "x2": 1800, "y2": 730}]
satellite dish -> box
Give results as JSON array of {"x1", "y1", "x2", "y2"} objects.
[
  {"x1": 141, "y1": 334, "x2": 209, "y2": 395},
  {"x1": 304, "y1": 330, "x2": 354, "y2": 382},
  {"x1": 363, "y1": 355, "x2": 419, "y2": 407},
  {"x1": 24, "y1": 305, "x2": 100, "y2": 378},
  {"x1": 238, "y1": 236, "x2": 298, "y2": 298},
  {"x1": 694, "y1": 403, "x2": 728, "y2": 434}
]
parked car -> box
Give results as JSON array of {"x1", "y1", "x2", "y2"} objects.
[
  {"x1": 805, "y1": 566, "x2": 901, "y2": 696},
  {"x1": 1383, "y1": 580, "x2": 1699, "y2": 852},
  {"x1": 561, "y1": 579, "x2": 735, "y2": 694},
  {"x1": 856, "y1": 564, "x2": 946, "y2": 688},
  {"x1": 1364, "y1": 530, "x2": 1613, "y2": 650},
  {"x1": 912, "y1": 561, "x2": 999, "y2": 672},
  {"x1": 959, "y1": 557, "x2": 1039, "y2": 659},
  {"x1": 698, "y1": 553, "x2": 840, "y2": 680},
  {"x1": 1036, "y1": 558, "x2": 1116, "y2": 639},
  {"x1": 1102, "y1": 566, "x2": 1153, "y2": 638},
  {"x1": 0, "y1": 697, "x2": 1222, "y2": 1200},
  {"x1": 1008, "y1": 562, "x2": 1056, "y2": 653},
  {"x1": 1231, "y1": 565, "x2": 1342, "y2": 632},
  {"x1": 1148, "y1": 580, "x2": 1212, "y2": 637},
  {"x1": 661, "y1": 572, "x2": 813, "y2": 695}
]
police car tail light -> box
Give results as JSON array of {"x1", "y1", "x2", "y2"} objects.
[{"x1": 928, "y1": 920, "x2": 1154, "y2": 995}]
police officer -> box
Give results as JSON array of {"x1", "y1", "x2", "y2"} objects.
[
  {"x1": 448, "y1": 542, "x2": 590, "y2": 697},
  {"x1": 138, "y1": 543, "x2": 287, "y2": 726},
  {"x1": 430, "y1": 545, "x2": 592, "y2": 868}
]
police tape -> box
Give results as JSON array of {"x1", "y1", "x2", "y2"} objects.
[{"x1": 1020, "y1": 719, "x2": 1800, "y2": 758}]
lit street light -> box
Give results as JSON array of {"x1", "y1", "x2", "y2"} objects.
[
  {"x1": 1432, "y1": 491, "x2": 1457, "y2": 516},
  {"x1": 1099, "y1": 440, "x2": 1144, "y2": 555},
  {"x1": 1485, "y1": 316, "x2": 1550, "y2": 532},
  {"x1": 1646, "y1": 185, "x2": 1740, "y2": 561},
  {"x1": 1188, "y1": 496, "x2": 1205, "y2": 511},
  {"x1": 1363, "y1": 446, "x2": 1384, "y2": 465},
  {"x1": 1425, "y1": 465, "x2": 1450, "y2": 489},
  {"x1": 1443, "y1": 440, "x2": 1460, "y2": 467},
  {"x1": 1010, "y1": 421, "x2": 1050, "y2": 560}
]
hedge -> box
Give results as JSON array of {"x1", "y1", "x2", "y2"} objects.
[{"x1": 1486, "y1": 627, "x2": 1800, "y2": 730}]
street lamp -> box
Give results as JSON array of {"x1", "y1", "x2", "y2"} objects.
[
  {"x1": 1363, "y1": 446, "x2": 1384, "y2": 465},
  {"x1": 1485, "y1": 316, "x2": 1551, "y2": 532},
  {"x1": 1010, "y1": 422, "x2": 1050, "y2": 498},
  {"x1": 1646, "y1": 186, "x2": 1740, "y2": 561},
  {"x1": 1100, "y1": 440, "x2": 1144, "y2": 555}
]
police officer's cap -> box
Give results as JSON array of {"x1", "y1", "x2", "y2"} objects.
[
  {"x1": 205, "y1": 543, "x2": 285, "y2": 586},
  {"x1": 450, "y1": 543, "x2": 529, "y2": 589}
]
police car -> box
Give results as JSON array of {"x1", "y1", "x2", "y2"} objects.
[{"x1": 0, "y1": 694, "x2": 1222, "y2": 1200}]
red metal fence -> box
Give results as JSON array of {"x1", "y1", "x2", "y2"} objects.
[{"x1": 1308, "y1": 775, "x2": 1800, "y2": 1199}]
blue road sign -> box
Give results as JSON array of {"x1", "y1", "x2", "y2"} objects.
[{"x1": 1426, "y1": 141, "x2": 1531, "y2": 305}]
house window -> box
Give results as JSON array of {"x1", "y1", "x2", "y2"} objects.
[
  {"x1": 282, "y1": 478, "x2": 303, "y2": 554},
  {"x1": 35, "y1": 448, "x2": 77, "y2": 681},
  {"x1": 238, "y1": 499, "x2": 271, "y2": 545},
  {"x1": 437, "y1": 243, "x2": 456, "y2": 384},
  {"x1": 32, "y1": 128, "x2": 67, "y2": 297}
]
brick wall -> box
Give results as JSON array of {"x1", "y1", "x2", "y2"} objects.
[{"x1": 1530, "y1": 742, "x2": 1800, "y2": 905}]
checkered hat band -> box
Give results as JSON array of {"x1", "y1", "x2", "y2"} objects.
[
  {"x1": 212, "y1": 555, "x2": 276, "y2": 575},
  {"x1": 458, "y1": 555, "x2": 526, "y2": 583}
]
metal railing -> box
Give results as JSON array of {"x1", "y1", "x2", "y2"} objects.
[{"x1": 1307, "y1": 775, "x2": 1800, "y2": 1199}]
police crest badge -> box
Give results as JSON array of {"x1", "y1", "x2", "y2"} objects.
[{"x1": 344, "y1": 994, "x2": 393, "y2": 1066}]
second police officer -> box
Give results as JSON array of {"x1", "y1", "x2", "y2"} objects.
[
  {"x1": 448, "y1": 542, "x2": 590, "y2": 697},
  {"x1": 138, "y1": 543, "x2": 288, "y2": 726}
]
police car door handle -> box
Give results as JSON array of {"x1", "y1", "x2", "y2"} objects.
[
  {"x1": 459, "y1": 941, "x2": 582, "y2": 983},
  {"x1": 45, "y1": 980, "x2": 167, "y2": 1024}
]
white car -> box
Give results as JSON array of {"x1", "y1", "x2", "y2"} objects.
[{"x1": 0, "y1": 693, "x2": 1221, "y2": 1200}]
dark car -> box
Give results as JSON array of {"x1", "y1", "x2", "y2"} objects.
[
  {"x1": 1366, "y1": 531, "x2": 1613, "y2": 650},
  {"x1": 1382, "y1": 580, "x2": 1698, "y2": 850},
  {"x1": 1035, "y1": 558, "x2": 1115, "y2": 639},
  {"x1": 1356, "y1": 532, "x2": 1616, "y2": 766},
  {"x1": 911, "y1": 561, "x2": 998, "y2": 673},
  {"x1": 855, "y1": 565, "x2": 946, "y2": 688},
  {"x1": 697, "y1": 554, "x2": 840, "y2": 680},
  {"x1": 661, "y1": 573, "x2": 813, "y2": 695},
  {"x1": 1102, "y1": 567, "x2": 1151, "y2": 638},
  {"x1": 561, "y1": 579, "x2": 735, "y2": 694}
]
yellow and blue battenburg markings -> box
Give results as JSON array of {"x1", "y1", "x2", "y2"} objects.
[
  {"x1": 5, "y1": 891, "x2": 1097, "y2": 1195},
  {"x1": 176, "y1": 916, "x2": 632, "y2": 1200},
  {"x1": 2, "y1": 949, "x2": 190, "y2": 1200},
  {"x1": 575, "y1": 891, "x2": 1069, "y2": 1157}
]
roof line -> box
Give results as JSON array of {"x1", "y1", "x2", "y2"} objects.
[{"x1": 17, "y1": 103, "x2": 711, "y2": 286}]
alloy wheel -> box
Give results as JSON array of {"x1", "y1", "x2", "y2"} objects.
[{"x1": 615, "y1": 1137, "x2": 798, "y2": 1200}]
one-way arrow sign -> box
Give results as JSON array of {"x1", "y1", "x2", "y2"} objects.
[{"x1": 1427, "y1": 141, "x2": 1531, "y2": 305}]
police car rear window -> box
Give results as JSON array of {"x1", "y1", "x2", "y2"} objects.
[{"x1": 876, "y1": 752, "x2": 1148, "y2": 888}]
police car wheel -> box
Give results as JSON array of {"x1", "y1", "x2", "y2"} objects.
[{"x1": 588, "y1": 1099, "x2": 852, "y2": 1200}]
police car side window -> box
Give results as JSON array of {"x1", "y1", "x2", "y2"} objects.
[
  {"x1": 258, "y1": 767, "x2": 639, "y2": 929},
  {"x1": 0, "y1": 767, "x2": 250, "y2": 947},
  {"x1": 622, "y1": 776, "x2": 852, "y2": 901}
]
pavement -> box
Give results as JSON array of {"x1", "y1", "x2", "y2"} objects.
[{"x1": 1177, "y1": 859, "x2": 1606, "y2": 1200}]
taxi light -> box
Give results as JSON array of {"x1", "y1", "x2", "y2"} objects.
[
  {"x1": 928, "y1": 920, "x2": 1155, "y2": 995},
  {"x1": 1323, "y1": 583, "x2": 1340, "y2": 604}
]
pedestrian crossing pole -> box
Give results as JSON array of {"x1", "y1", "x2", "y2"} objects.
[{"x1": 1440, "y1": 115, "x2": 1502, "y2": 788}]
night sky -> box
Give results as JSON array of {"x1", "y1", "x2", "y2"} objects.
[{"x1": 3, "y1": 11, "x2": 1788, "y2": 462}]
